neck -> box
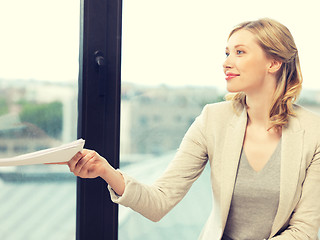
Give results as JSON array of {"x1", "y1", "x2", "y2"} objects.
[{"x1": 245, "y1": 88, "x2": 275, "y2": 130}]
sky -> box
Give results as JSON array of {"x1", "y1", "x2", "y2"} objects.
[
  {"x1": 0, "y1": 0, "x2": 319, "y2": 92},
  {"x1": 0, "y1": 0, "x2": 80, "y2": 82}
]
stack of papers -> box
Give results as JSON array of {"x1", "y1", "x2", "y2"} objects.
[{"x1": 0, "y1": 139, "x2": 85, "y2": 167}]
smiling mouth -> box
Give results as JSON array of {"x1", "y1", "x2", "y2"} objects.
[{"x1": 225, "y1": 74, "x2": 239, "y2": 81}]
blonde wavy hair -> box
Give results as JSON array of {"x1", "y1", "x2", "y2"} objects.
[{"x1": 225, "y1": 18, "x2": 303, "y2": 129}]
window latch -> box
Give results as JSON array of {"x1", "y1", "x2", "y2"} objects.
[{"x1": 94, "y1": 51, "x2": 106, "y2": 96}]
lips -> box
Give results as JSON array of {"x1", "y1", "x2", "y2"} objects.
[{"x1": 225, "y1": 73, "x2": 240, "y2": 81}]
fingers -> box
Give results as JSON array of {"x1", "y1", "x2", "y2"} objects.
[
  {"x1": 67, "y1": 149, "x2": 102, "y2": 178},
  {"x1": 72, "y1": 151, "x2": 95, "y2": 176},
  {"x1": 44, "y1": 162, "x2": 68, "y2": 165},
  {"x1": 44, "y1": 149, "x2": 100, "y2": 178},
  {"x1": 68, "y1": 151, "x2": 84, "y2": 172}
]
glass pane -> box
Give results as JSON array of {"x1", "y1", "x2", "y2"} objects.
[
  {"x1": 0, "y1": 0, "x2": 79, "y2": 239},
  {"x1": 120, "y1": 0, "x2": 320, "y2": 239}
]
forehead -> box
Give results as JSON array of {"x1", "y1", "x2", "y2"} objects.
[{"x1": 226, "y1": 29, "x2": 258, "y2": 49}]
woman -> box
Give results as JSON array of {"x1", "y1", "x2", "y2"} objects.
[{"x1": 66, "y1": 18, "x2": 320, "y2": 239}]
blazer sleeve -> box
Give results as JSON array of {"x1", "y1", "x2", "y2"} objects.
[
  {"x1": 108, "y1": 105, "x2": 210, "y2": 222},
  {"x1": 271, "y1": 143, "x2": 320, "y2": 240}
]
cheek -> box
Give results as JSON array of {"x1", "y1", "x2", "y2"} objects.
[{"x1": 239, "y1": 58, "x2": 267, "y2": 76}]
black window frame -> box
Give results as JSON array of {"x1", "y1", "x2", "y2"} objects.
[{"x1": 77, "y1": 0, "x2": 122, "y2": 239}]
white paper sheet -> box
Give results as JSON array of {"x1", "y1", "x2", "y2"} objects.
[{"x1": 0, "y1": 139, "x2": 85, "y2": 166}]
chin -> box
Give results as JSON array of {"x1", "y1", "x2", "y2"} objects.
[
  {"x1": 226, "y1": 85, "x2": 240, "y2": 93},
  {"x1": 226, "y1": 81, "x2": 246, "y2": 93}
]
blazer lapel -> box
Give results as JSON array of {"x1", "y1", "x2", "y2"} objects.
[
  {"x1": 270, "y1": 116, "x2": 304, "y2": 237},
  {"x1": 220, "y1": 108, "x2": 247, "y2": 230}
]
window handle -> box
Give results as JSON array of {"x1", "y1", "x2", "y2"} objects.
[{"x1": 94, "y1": 51, "x2": 106, "y2": 96}]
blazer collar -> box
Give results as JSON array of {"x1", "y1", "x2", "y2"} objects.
[
  {"x1": 270, "y1": 115, "x2": 304, "y2": 237},
  {"x1": 220, "y1": 107, "x2": 247, "y2": 230}
]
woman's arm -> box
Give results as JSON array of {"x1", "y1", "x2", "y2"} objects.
[
  {"x1": 68, "y1": 149, "x2": 125, "y2": 196},
  {"x1": 107, "y1": 105, "x2": 210, "y2": 222},
  {"x1": 67, "y1": 105, "x2": 210, "y2": 222}
]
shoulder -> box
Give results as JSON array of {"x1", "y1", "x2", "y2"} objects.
[
  {"x1": 290, "y1": 104, "x2": 320, "y2": 133},
  {"x1": 203, "y1": 101, "x2": 236, "y2": 115},
  {"x1": 293, "y1": 104, "x2": 320, "y2": 126},
  {"x1": 199, "y1": 101, "x2": 240, "y2": 126}
]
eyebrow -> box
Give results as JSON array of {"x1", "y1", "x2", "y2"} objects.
[{"x1": 225, "y1": 44, "x2": 247, "y2": 51}]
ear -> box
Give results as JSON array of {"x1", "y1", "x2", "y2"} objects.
[{"x1": 268, "y1": 59, "x2": 282, "y2": 74}]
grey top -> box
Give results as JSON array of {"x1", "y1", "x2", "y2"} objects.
[{"x1": 223, "y1": 141, "x2": 281, "y2": 240}]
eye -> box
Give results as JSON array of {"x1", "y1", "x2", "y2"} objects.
[
  {"x1": 225, "y1": 52, "x2": 230, "y2": 57},
  {"x1": 237, "y1": 50, "x2": 244, "y2": 55}
]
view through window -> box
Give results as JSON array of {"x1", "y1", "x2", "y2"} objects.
[
  {"x1": 119, "y1": 0, "x2": 320, "y2": 239},
  {"x1": 0, "y1": 1, "x2": 79, "y2": 239}
]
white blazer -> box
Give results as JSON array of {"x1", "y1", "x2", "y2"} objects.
[{"x1": 109, "y1": 101, "x2": 320, "y2": 240}]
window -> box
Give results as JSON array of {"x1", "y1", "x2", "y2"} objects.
[
  {"x1": 119, "y1": 0, "x2": 320, "y2": 239},
  {"x1": 1, "y1": 1, "x2": 319, "y2": 239},
  {"x1": 0, "y1": 0, "x2": 80, "y2": 239},
  {"x1": 0, "y1": 1, "x2": 122, "y2": 239}
]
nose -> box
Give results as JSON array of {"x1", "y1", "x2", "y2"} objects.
[{"x1": 223, "y1": 54, "x2": 233, "y2": 70}]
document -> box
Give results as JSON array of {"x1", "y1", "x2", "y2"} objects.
[{"x1": 0, "y1": 139, "x2": 85, "y2": 166}]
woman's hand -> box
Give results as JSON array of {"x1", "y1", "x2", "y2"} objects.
[
  {"x1": 68, "y1": 149, "x2": 109, "y2": 179},
  {"x1": 67, "y1": 149, "x2": 125, "y2": 196}
]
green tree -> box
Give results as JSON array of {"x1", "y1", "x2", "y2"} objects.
[
  {"x1": 0, "y1": 98, "x2": 9, "y2": 116},
  {"x1": 19, "y1": 101, "x2": 63, "y2": 138}
]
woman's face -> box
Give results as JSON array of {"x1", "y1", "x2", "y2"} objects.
[{"x1": 223, "y1": 29, "x2": 274, "y2": 94}]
